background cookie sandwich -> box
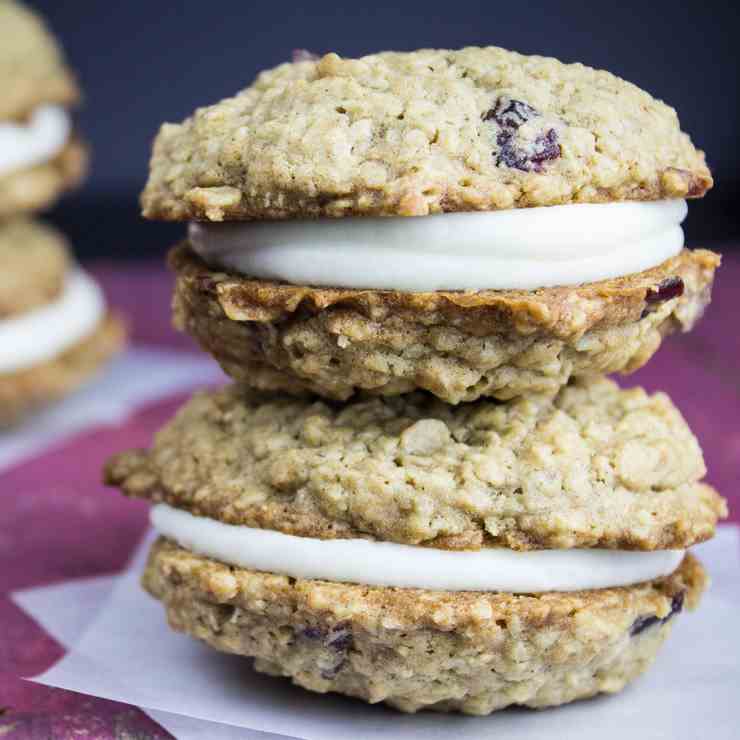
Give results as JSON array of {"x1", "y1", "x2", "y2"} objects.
[{"x1": 0, "y1": 220, "x2": 124, "y2": 425}]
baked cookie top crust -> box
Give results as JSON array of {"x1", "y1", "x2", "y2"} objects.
[
  {"x1": 106, "y1": 377, "x2": 726, "y2": 551},
  {"x1": 142, "y1": 47, "x2": 711, "y2": 222},
  {"x1": 0, "y1": 0, "x2": 79, "y2": 120},
  {"x1": 0, "y1": 218, "x2": 70, "y2": 317}
]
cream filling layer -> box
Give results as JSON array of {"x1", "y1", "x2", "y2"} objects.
[
  {"x1": 189, "y1": 200, "x2": 687, "y2": 291},
  {"x1": 151, "y1": 504, "x2": 684, "y2": 593},
  {"x1": 0, "y1": 268, "x2": 104, "y2": 374},
  {"x1": 0, "y1": 105, "x2": 71, "y2": 177}
]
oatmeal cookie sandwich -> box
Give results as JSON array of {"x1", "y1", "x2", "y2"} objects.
[
  {"x1": 107, "y1": 377, "x2": 726, "y2": 713},
  {"x1": 144, "y1": 47, "x2": 719, "y2": 402},
  {"x1": 0, "y1": 0, "x2": 87, "y2": 217},
  {"x1": 0, "y1": 220, "x2": 125, "y2": 425},
  {"x1": 106, "y1": 45, "x2": 727, "y2": 714},
  {"x1": 0, "y1": 1, "x2": 124, "y2": 424}
]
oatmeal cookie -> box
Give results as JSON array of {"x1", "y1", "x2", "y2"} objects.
[
  {"x1": 142, "y1": 47, "x2": 711, "y2": 221},
  {"x1": 0, "y1": 312, "x2": 126, "y2": 427},
  {"x1": 0, "y1": 218, "x2": 69, "y2": 317},
  {"x1": 0, "y1": 0, "x2": 79, "y2": 121},
  {"x1": 105, "y1": 377, "x2": 726, "y2": 551},
  {"x1": 170, "y1": 245, "x2": 718, "y2": 403},
  {"x1": 144, "y1": 538, "x2": 706, "y2": 714}
]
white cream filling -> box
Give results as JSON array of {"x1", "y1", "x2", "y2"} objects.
[
  {"x1": 189, "y1": 199, "x2": 687, "y2": 291},
  {"x1": 0, "y1": 268, "x2": 104, "y2": 374},
  {"x1": 0, "y1": 105, "x2": 71, "y2": 177},
  {"x1": 151, "y1": 504, "x2": 684, "y2": 593}
]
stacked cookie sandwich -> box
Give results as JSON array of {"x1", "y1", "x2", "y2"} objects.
[
  {"x1": 0, "y1": 0, "x2": 124, "y2": 425},
  {"x1": 107, "y1": 47, "x2": 726, "y2": 714}
]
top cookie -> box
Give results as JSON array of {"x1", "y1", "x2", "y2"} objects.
[
  {"x1": 0, "y1": 0, "x2": 79, "y2": 120},
  {"x1": 142, "y1": 47, "x2": 711, "y2": 222}
]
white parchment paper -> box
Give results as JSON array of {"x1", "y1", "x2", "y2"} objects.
[
  {"x1": 14, "y1": 527, "x2": 740, "y2": 740},
  {"x1": 13, "y1": 571, "x2": 280, "y2": 739}
]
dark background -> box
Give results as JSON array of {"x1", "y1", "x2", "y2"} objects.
[{"x1": 29, "y1": 0, "x2": 740, "y2": 259}]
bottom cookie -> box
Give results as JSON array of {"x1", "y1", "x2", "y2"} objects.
[
  {"x1": 0, "y1": 312, "x2": 125, "y2": 426},
  {"x1": 144, "y1": 538, "x2": 706, "y2": 715},
  {"x1": 0, "y1": 136, "x2": 88, "y2": 218}
]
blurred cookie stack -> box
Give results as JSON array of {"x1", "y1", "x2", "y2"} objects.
[
  {"x1": 108, "y1": 48, "x2": 726, "y2": 713},
  {"x1": 0, "y1": 0, "x2": 124, "y2": 425}
]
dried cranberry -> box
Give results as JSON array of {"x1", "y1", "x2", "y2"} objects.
[
  {"x1": 641, "y1": 277, "x2": 685, "y2": 318},
  {"x1": 326, "y1": 624, "x2": 353, "y2": 652},
  {"x1": 482, "y1": 97, "x2": 539, "y2": 129},
  {"x1": 317, "y1": 623, "x2": 353, "y2": 679},
  {"x1": 529, "y1": 129, "x2": 561, "y2": 168},
  {"x1": 630, "y1": 613, "x2": 660, "y2": 636},
  {"x1": 630, "y1": 591, "x2": 684, "y2": 636},
  {"x1": 668, "y1": 592, "x2": 685, "y2": 618},
  {"x1": 302, "y1": 622, "x2": 353, "y2": 649},
  {"x1": 496, "y1": 128, "x2": 561, "y2": 173},
  {"x1": 301, "y1": 626, "x2": 324, "y2": 640},
  {"x1": 483, "y1": 96, "x2": 561, "y2": 172},
  {"x1": 646, "y1": 277, "x2": 685, "y2": 305}
]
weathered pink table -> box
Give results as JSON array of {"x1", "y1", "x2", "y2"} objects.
[{"x1": 1, "y1": 257, "x2": 738, "y2": 738}]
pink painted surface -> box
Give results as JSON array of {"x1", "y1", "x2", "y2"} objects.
[{"x1": 0, "y1": 255, "x2": 738, "y2": 738}]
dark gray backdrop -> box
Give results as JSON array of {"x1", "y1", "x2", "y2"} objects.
[{"x1": 29, "y1": 0, "x2": 740, "y2": 258}]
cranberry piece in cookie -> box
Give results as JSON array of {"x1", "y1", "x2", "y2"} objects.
[
  {"x1": 641, "y1": 277, "x2": 685, "y2": 318},
  {"x1": 483, "y1": 96, "x2": 562, "y2": 172},
  {"x1": 630, "y1": 592, "x2": 685, "y2": 636},
  {"x1": 483, "y1": 97, "x2": 539, "y2": 128},
  {"x1": 646, "y1": 276, "x2": 685, "y2": 305}
]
